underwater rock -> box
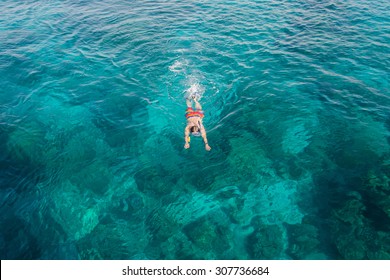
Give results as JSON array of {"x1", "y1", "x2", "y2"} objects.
[
  {"x1": 247, "y1": 223, "x2": 284, "y2": 259},
  {"x1": 130, "y1": 253, "x2": 149, "y2": 260},
  {"x1": 163, "y1": 191, "x2": 220, "y2": 226},
  {"x1": 334, "y1": 145, "x2": 378, "y2": 170},
  {"x1": 162, "y1": 233, "x2": 199, "y2": 260},
  {"x1": 46, "y1": 127, "x2": 111, "y2": 187},
  {"x1": 76, "y1": 208, "x2": 99, "y2": 240},
  {"x1": 64, "y1": 132, "x2": 97, "y2": 162},
  {"x1": 333, "y1": 224, "x2": 381, "y2": 260},
  {"x1": 146, "y1": 208, "x2": 179, "y2": 243},
  {"x1": 104, "y1": 129, "x2": 134, "y2": 148},
  {"x1": 171, "y1": 235, "x2": 206, "y2": 260},
  {"x1": 277, "y1": 112, "x2": 319, "y2": 158},
  {"x1": 354, "y1": 117, "x2": 390, "y2": 158},
  {"x1": 108, "y1": 173, "x2": 138, "y2": 202},
  {"x1": 207, "y1": 207, "x2": 231, "y2": 228},
  {"x1": 364, "y1": 170, "x2": 390, "y2": 220},
  {"x1": 286, "y1": 223, "x2": 321, "y2": 259},
  {"x1": 37, "y1": 96, "x2": 94, "y2": 133},
  {"x1": 366, "y1": 231, "x2": 390, "y2": 260},
  {"x1": 282, "y1": 122, "x2": 312, "y2": 155},
  {"x1": 335, "y1": 236, "x2": 367, "y2": 259},
  {"x1": 184, "y1": 217, "x2": 231, "y2": 258},
  {"x1": 69, "y1": 161, "x2": 112, "y2": 195},
  {"x1": 157, "y1": 231, "x2": 196, "y2": 259},
  {"x1": 140, "y1": 134, "x2": 184, "y2": 170},
  {"x1": 183, "y1": 217, "x2": 232, "y2": 259},
  {"x1": 188, "y1": 172, "x2": 216, "y2": 192},
  {"x1": 41, "y1": 241, "x2": 79, "y2": 260},
  {"x1": 330, "y1": 196, "x2": 387, "y2": 260},
  {"x1": 233, "y1": 180, "x2": 304, "y2": 226},
  {"x1": 333, "y1": 198, "x2": 365, "y2": 225},
  {"x1": 7, "y1": 121, "x2": 47, "y2": 165},
  {"x1": 126, "y1": 192, "x2": 144, "y2": 211},
  {"x1": 0, "y1": 215, "x2": 41, "y2": 259},
  {"x1": 111, "y1": 192, "x2": 146, "y2": 222},
  {"x1": 146, "y1": 193, "x2": 228, "y2": 257},
  {"x1": 286, "y1": 157, "x2": 305, "y2": 180},
  {"x1": 49, "y1": 181, "x2": 101, "y2": 241},
  {"x1": 91, "y1": 95, "x2": 146, "y2": 138},
  {"x1": 326, "y1": 116, "x2": 388, "y2": 171},
  {"x1": 0, "y1": 234, "x2": 5, "y2": 252},
  {"x1": 78, "y1": 222, "x2": 148, "y2": 259},
  {"x1": 230, "y1": 203, "x2": 254, "y2": 229},
  {"x1": 135, "y1": 134, "x2": 185, "y2": 196},
  {"x1": 135, "y1": 167, "x2": 176, "y2": 196},
  {"x1": 227, "y1": 132, "x2": 273, "y2": 187}
]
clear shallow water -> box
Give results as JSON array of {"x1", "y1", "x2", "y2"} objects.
[{"x1": 1, "y1": 0, "x2": 389, "y2": 259}]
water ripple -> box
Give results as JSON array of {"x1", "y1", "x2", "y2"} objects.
[{"x1": 1, "y1": 0, "x2": 389, "y2": 259}]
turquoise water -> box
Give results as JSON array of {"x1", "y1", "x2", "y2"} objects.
[{"x1": 1, "y1": 0, "x2": 389, "y2": 259}]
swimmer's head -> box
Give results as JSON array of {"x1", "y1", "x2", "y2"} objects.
[{"x1": 190, "y1": 126, "x2": 201, "y2": 136}]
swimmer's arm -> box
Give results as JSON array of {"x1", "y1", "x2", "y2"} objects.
[
  {"x1": 184, "y1": 126, "x2": 190, "y2": 149},
  {"x1": 200, "y1": 127, "x2": 211, "y2": 151}
]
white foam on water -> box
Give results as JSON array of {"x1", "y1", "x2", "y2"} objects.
[
  {"x1": 169, "y1": 59, "x2": 206, "y2": 100},
  {"x1": 168, "y1": 59, "x2": 189, "y2": 74},
  {"x1": 185, "y1": 82, "x2": 205, "y2": 100}
]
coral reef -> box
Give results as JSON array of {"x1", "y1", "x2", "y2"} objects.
[
  {"x1": 286, "y1": 222, "x2": 322, "y2": 259},
  {"x1": 78, "y1": 221, "x2": 148, "y2": 259},
  {"x1": 226, "y1": 131, "x2": 274, "y2": 188},
  {"x1": 247, "y1": 219, "x2": 284, "y2": 259},
  {"x1": 364, "y1": 170, "x2": 390, "y2": 220},
  {"x1": 330, "y1": 193, "x2": 390, "y2": 260},
  {"x1": 146, "y1": 208, "x2": 180, "y2": 244},
  {"x1": 184, "y1": 217, "x2": 230, "y2": 258}
]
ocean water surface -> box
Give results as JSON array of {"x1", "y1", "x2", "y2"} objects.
[{"x1": 1, "y1": 0, "x2": 389, "y2": 259}]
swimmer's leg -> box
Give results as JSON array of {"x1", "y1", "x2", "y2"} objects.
[{"x1": 194, "y1": 99, "x2": 202, "y2": 110}]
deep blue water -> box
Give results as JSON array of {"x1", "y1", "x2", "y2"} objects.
[{"x1": 1, "y1": 0, "x2": 389, "y2": 259}]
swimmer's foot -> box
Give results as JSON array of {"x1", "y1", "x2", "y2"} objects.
[
  {"x1": 185, "y1": 92, "x2": 195, "y2": 100},
  {"x1": 186, "y1": 92, "x2": 200, "y2": 102},
  {"x1": 192, "y1": 93, "x2": 201, "y2": 101}
]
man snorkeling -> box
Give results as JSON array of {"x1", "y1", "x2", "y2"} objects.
[{"x1": 184, "y1": 95, "x2": 211, "y2": 151}]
